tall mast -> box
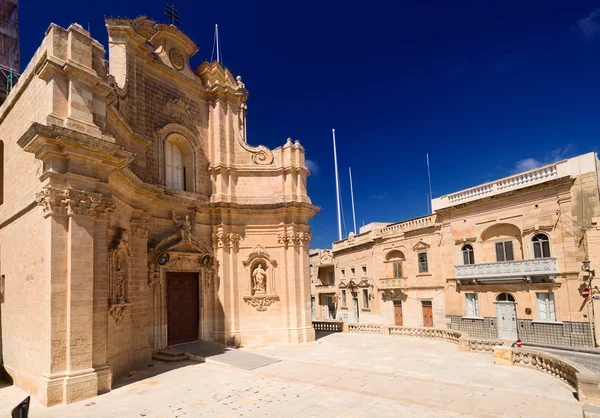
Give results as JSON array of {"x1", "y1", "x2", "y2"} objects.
[
  {"x1": 332, "y1": 129, "x2": 342, "y2": 241},
  {"x1": 427, "y1": 152, "x2": 433, "y2": 214},
  {"x1": 215, "y1": 24, "x2": 221, "y2": 64},
  {"x1": 349, "y1": 167, "x2": 357, "y2": 234}
]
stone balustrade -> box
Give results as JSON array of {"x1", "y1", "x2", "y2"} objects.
[
  {"x1": 346, "y1": 323, "x2": 381, "y2": 334},
  {"x1": 467, "y1": 338, "x2": 505, "y2": 353},
  {"x1": 378, "y1": 215, "x2": 436, "y2": 237},
  {"x1": 312, "y1": 321, "x2": 343, "y2": 333},
  {"x1": 455, "y1": 257, "x2": 558, "y2": 280},
  {"x1": 388, "y1": 326, "x2": 463, "y2": 344},
  {"x1": 432, "y1": 161, "x2": 568, "y2": 210},
  {"x1": 494, "y1": 346, "x2": 600, "y2": 406}
]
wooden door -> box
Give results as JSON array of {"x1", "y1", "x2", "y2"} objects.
[
  {"x1": 167, "y1": 272, "x2": 199, "y2": 345},
  {"x1": 393, "y1": 302, "x2": 403, "y2": 326},
  {"x1": 422, "y1": 301, "x2": 433, "y2": 327},
  {"x1": 497, "y1": 302, "x2": 517, "y2": 339}
]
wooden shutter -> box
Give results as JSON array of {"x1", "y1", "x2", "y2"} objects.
[
  {"x1": 537, "y1": 293, "x2": 548, "y2": 320},
  {"x1": 548, "y1": 293, "x2": 556, "y2": 321},
  {"x1": 505, "y1": 241, "x2": 514, "y2": 261},
  {"x1": 533, "y1": 241, "x2": 542, "y2": 259},
  {"x1": 466, "y1": 295, "x2": 474, "y2": 316},
  {"x1": 495, "y1": 242, "x2": 505, "y2": 262},
  {"x1": 542, "y1": 240, "x2": 550, "y2": 258}
]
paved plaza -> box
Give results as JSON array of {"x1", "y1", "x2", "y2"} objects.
[{"x1": 0, "y1": 333, "x2": 584, "y2": 417}]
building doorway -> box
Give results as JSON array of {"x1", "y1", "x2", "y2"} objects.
[
  {"x1": 496, "y1": 293, "x2": 517, "y2": 340},
  {"x1": 393, "y1": 301, "x2": 403, "y2": 326},
  {"x1": 326, "y1": 295, "x2": 336, "y2": 320},
  {"x1": 311, "y1": 297, "x2": 316, "y2": 321},
  {"x1": 353, "y1": 295, "x2": 359, "y2": 323},
  {"x1": 421, "y1": 300, "x2": 433, "y2": 327},
  {"x1": 167, "y1": 272, "x2": 200, "y2": 346}
]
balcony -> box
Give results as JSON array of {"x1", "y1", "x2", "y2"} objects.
[
  {"x1": 376, "y1": 277, "x2": 408, "y2": 290},
  {"x1": 455, "y1": 258, "x2": 558, "y2": 284}
]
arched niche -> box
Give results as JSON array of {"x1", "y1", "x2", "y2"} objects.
[
  {"x1": 242, "y1": 244, "x2": 278, "y2": 296},
  {"x1": 480, "y1": 223, "x2": 523, "y2": 263}
]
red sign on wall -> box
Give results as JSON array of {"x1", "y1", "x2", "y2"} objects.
[{"x1": 582, "y1": 287, "x2": 590, "y2": 298}]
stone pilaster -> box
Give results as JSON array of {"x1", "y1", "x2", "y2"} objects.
[
  {"x1": 130, "y1": 220, "x2": 151, "y2": 367},
  {"x1": 35, "y1": 186, "x2": 115, "y2": 405}
]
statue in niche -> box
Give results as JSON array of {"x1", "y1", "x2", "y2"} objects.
[
  {"x1": 172, "y1": 211, "x2": 192, "y2": 243},
  {"x1": 114, "y1": 230, "x2": 131, "y2": 304},
  {"x1": 115, "y1": 262, "x2": 126, "y2": 304},
  {"x1": 252, "y1": 262, "x2": 267, "y2": 294}
]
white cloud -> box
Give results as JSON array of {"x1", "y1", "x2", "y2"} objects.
[
  {"x1": 511, "y1": 144, "x2": 574, "y2": 174},
  {"x1": 305, "y1": 159, "x2": 320, "y2": 175},
  {"x1": 573, "y1": 9, "x2": 600, "y2": 41},
  {"x1": 513, "y1": 158, "x2": 542, "y2": 173}
]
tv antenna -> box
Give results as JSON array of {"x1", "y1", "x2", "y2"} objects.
[{"x1": 164, "y1": 3, "x2": 181, "y2": 27}]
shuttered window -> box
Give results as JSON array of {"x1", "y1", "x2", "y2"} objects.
[
  {"x1": 393, "y1": 262, "x2": 403, "y2": 278},
  {"x1": 495, "y1": 241, "x2": 514, "y2": 262},
  {"x1": 363, "y1": 289, "x2": 370, "y2": 309},
  {"x1": 418, "y1": 252, "x2": 429, "y2": 273},
  {"x1": 465, "y1": 293, "x2": 479, "y2": 317},
  {"x1": 536, "y1": 293, "x2": 556, "y2": 321}
]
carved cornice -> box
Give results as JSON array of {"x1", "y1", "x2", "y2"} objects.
[
  {"x1": 242, "y1": 294, "x2": 279, "y2": 312},
  {"x1": 35, "y1": 187, "x2": 115, "y2": 219},
  {"x1": 277, "y1": 231, "x2": 311, "y2": 248},
  {"x1": 522, "y1": 224, "x2": 554, "y2": 236},
  {"x1": 212, "y1": 232, "x2": 242, "y2": 249}
]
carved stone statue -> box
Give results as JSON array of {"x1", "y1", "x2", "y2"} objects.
[
  {"x1": 252, "y1": 263, "x2": 267, "y2": 294},
  {"x1": 115, "y1": 264, "x2": 126, "y2": 304},
  {"x1": 172, "y1": 211, "x2": 192, "y2": 243}
]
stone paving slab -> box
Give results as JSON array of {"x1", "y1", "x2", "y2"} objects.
[
  {"x1": 0, "y1": 333, "x2": 584, "y2": 417},
  {"x1": 172, "y1": 340, "x2": 280, "y2": 370}
]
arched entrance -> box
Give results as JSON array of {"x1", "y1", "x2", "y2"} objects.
[{"x1": 496, "y1": 293, "x2": 517, "y2": 340}]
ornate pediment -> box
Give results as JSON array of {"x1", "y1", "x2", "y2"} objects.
[
  {"x1": 155, "y1": 211, "x2": 213, "y2": 255},
  {"x1": 412, "y1": 240, "x2": 430, "y2": 251},
  {"x1": 522, "y1": 224, "x2": 554, "y2": 236}
]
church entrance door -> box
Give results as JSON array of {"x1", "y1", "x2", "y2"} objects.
[{"x1": 167, "y1": 272, "x2": 200, "y2": 346}]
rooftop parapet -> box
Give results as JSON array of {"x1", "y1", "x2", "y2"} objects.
[{"x1": 432, "y1": 152, "x2": 598, "y2": 211}]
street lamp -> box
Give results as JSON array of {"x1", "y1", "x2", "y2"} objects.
[{"x1": 583, "y1": 257, "x2": 596, "y2": 279}]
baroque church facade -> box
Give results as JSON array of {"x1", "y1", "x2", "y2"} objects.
[{"x1": 0, "y1": 16, "x2": 317, "y2": 405}]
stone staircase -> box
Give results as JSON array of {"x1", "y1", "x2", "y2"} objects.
[{"x1": 152, "y1": 348, "x2": 189, "y2": 363}]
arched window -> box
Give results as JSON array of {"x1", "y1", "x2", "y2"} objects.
[
  {"x1": 164, "y1": 134, "x2": 194, "y2": 191},
  {"x1": 531, "y1": 234, "x2": 550, "y2": 258},
  {"x1": 165, "y1": 140, "x2": 184, "y2": 190},
  {"x1": 0, "y1": 140, "x2": 3, "y2": 205},
  {"x1": 496, "y1": 293, "x2": 515, "y2": 302},
  {"x1": 461, "y1": 244, "x2": 474, "y2": 265},
  {"x1": 385, "y1": 250, "x2": 405, "y2": 278}
]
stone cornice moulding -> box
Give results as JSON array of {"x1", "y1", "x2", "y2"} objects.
[{"x1": 17, "y1": 123, "x2": 134, "y2": 170}]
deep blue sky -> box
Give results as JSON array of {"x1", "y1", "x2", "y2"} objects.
[{"x1": 18, "y1": 0, "x2": 600, "y2": 249}]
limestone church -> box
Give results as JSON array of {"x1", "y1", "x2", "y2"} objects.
[{"x1": 0, "y1": 16, "x2": 318, "y2": 405}]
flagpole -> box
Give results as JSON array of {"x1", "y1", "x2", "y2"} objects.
[
  {"x1": 349, "y1": 167, "x2": 357, "y2": 234},
  {"x1": 427, "y1": 152, "x2": 433, "y2": 214},
  {"x1": 333, "y1": 129, "x2": 342, "y2": 241},
  {"x1": 215, "y1": 24, "x2": 220, "y2": 63}
]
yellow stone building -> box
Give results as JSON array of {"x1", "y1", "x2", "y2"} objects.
[
  {"x1": 0, "y1": 17, "x2": 317, "y2": 405},
  {"x1": 312, "y1": 152, "x2": 600, "y2": 348}
]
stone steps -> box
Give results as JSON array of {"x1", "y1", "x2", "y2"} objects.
[{"x1": 152, "y1": 348, "x2": 189, "y2": 363}]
